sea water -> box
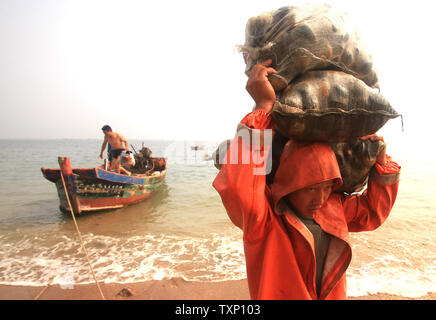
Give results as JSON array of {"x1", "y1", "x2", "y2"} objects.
[{"x1": 0, "y1": 139, "x2": 434, "y2": 297}]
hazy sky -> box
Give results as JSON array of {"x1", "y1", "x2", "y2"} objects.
[{"x1": 1, "y1": 0, "x2": 435, "y2": 151}]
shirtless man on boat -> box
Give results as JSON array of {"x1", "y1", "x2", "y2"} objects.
[{"x1": 99, "y1": 125, "x2": 130, "y2": 174}]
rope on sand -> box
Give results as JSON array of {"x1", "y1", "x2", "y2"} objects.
[
  {"x1": 33, "y1": 278, "x2": 54, "y2": 300},
  {"x1": 59, "y1": 173, "x2": 106, "y2": 300}
]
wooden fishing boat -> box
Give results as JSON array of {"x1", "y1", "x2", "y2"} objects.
[{"x1": 41, "y1": 156, "x2": 167, "y2": 214}]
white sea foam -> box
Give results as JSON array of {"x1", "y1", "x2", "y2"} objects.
[
  {"x1": 0, "y1": 230, "x2": 247, "y2": 286},
  {"x1": 347, "y1": 260, "x2": 436, "y2": 298},
  {"x1": 1, "y1": 230, "x2": 435, "y2": 298},
  {"x1": 347, "y1": 234, "x2": 436, "y2": 298}
]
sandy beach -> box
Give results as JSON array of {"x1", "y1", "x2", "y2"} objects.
[{"x1": 0, "y1": 278, "x2": 434, "y2": 300}]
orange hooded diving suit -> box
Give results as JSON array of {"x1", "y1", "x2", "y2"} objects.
[{"x1": 213, "y1": 109, "x2": 401, "y2": 300}]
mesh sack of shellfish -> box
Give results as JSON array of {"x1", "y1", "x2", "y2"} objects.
[
  {"x1": 330, "y1": 139, "x2": 386, "y2": 193},
  {"x1": 213, "y1": 133, "x2": 385, "y2": 194},
  {"x1": 212, "y1": 139, "x2": 232, "y2": 171},
  {"x1": 267, "y1": 132, "x2": 386, "y2": 194},
  {"x1": 239, "y1": 4, "x2": 378, "y2": 92},
  {"x1": 271, "y1": 70, "x2": 401, "y2": 142}
]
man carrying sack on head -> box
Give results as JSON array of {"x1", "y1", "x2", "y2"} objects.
[{"x1": 213, "y1": 60, "x2": 401, "y2": 300}]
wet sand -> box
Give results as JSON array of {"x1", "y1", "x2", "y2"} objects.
[{"x1": 0, "y1": 278, "x2": 434, "y2": 300}]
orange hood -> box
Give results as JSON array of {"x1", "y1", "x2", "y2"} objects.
[{"x1": 271, "y1": 140, "x2": 343, "y2": 212}]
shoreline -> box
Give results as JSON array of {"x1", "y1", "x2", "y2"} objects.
[{"x1": 0, "y1": 278, "x2": 434, "y2": 300}]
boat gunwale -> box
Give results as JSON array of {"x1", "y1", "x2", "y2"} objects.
[{"x1": 41, "y1": 167, "x2": 167, "y2": 186}]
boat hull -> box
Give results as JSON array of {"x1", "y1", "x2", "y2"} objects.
[{"x1": 42, "y1": 163, "x2": 166, "y2": 214}]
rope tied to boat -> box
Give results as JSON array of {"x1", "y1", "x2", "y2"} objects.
[{"x1": 59, "y1": 170, "x2": 106, "y2": 300}]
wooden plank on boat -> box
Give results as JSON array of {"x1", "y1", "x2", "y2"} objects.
[{"x1": 95, "y1": 168, "x2": 146, "y2": 185}]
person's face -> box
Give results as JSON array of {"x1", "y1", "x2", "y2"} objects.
[
  {"x1": 286, "y1": 180, "x2": 335, "y2": 217},
  {"x1": 102, "y1": 130, "x2": 109, "y2": 137}
]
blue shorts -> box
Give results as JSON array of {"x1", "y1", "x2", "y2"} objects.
[{"x1": 111, "y1": 149, "x2": 124, "y2": 159}]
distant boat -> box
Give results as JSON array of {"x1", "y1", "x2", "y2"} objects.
[
  {"x1": 41, "y1": 156, "x2": 167, "y2": 215},
  {"x1": 191, "y1": 145, "x2": 204, "y2": 151}
]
